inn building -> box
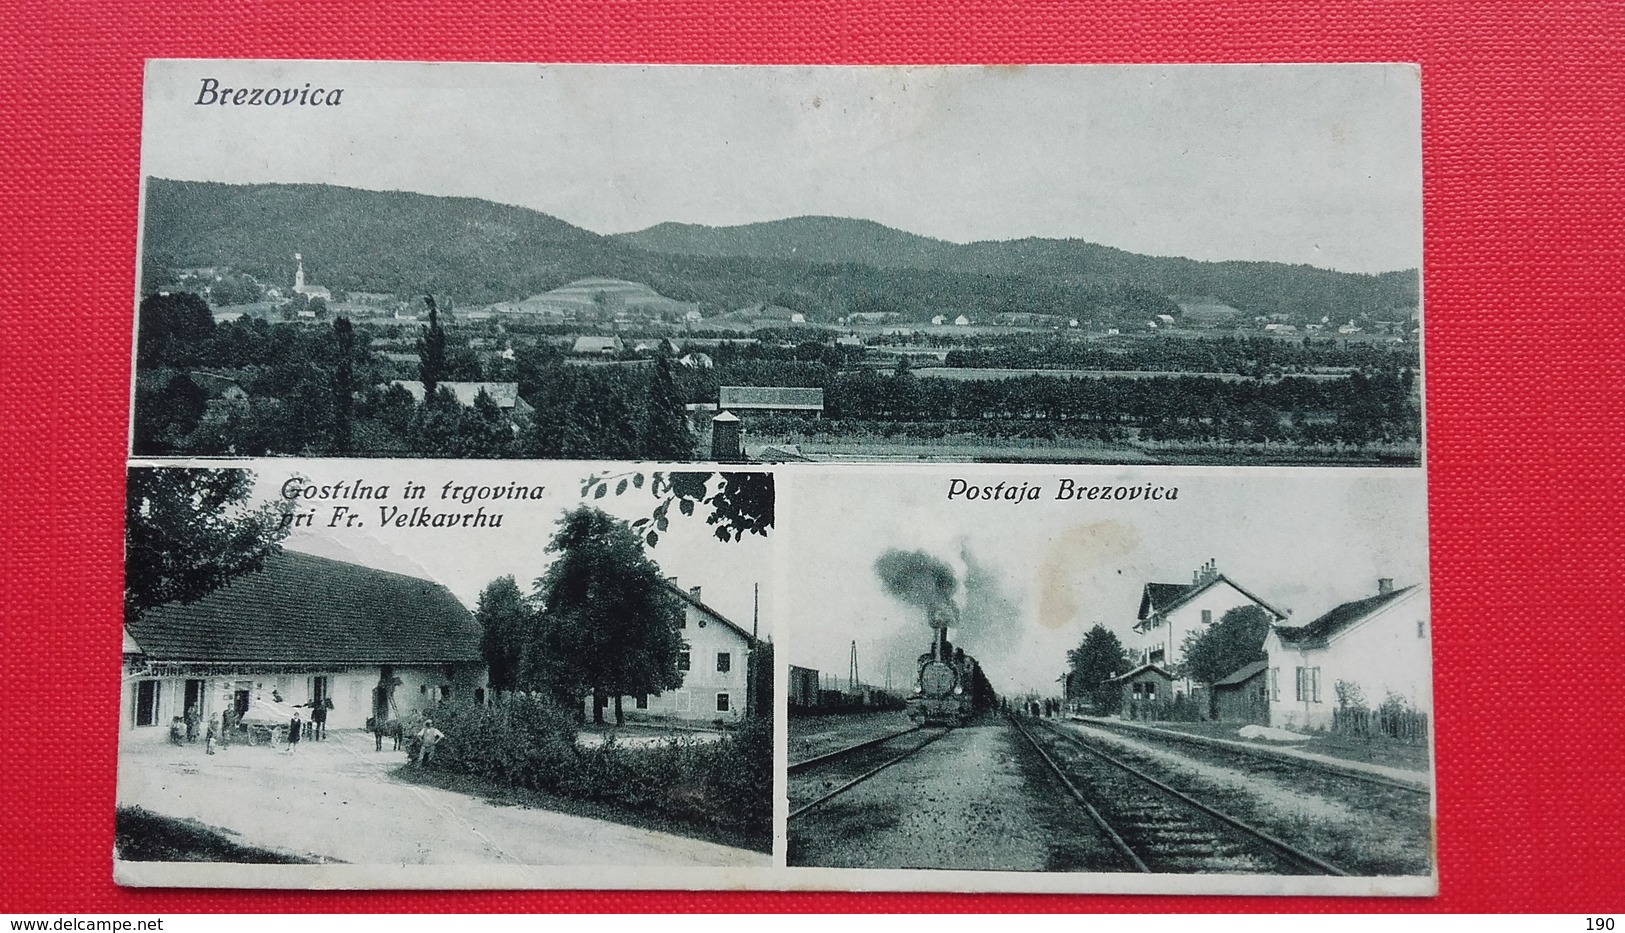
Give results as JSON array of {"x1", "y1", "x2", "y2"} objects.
[{"x1": 121, "y1": 550, "x2": 487, "y2": 742}]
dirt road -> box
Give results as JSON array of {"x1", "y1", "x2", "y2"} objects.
[{"x1": 116, "y1": 728, "x2": 767, "y2": 867}]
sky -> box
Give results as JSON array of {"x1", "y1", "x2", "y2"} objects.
[
  {"x1": 142, "y1": 61, "x2": 1422, "y2": 274},
  {"x1": 206, "y1": 460, "x2": 774, "y2": 639},
  {"x1": 778, "y1": 465, "x2": 1429, "y2": 697}
]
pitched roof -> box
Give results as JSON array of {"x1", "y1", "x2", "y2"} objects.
[
  {"x1": 1212, "y1": 659, "x2": 1269, "y2": 688},
  {"x1": 1275, "y1": 585, "x2": 1418, "y2": 646},
  {"x1": 127, "y1": 550, "x2": 482, "y2": 665},
  {"x1": 719, "y1": 386, "x2": 825, "y2": 410},
  {"x1": 393, "y1": 381, "x2": 522, "y2": 409},
  {"x1": 1136, "y1": 574, "x2": 1288, "y2": 626},
  {"x1": 666, "y1": 582, "x2": 755, "y2": 644},
  {"x1": 572, "y1": 336, "x2": 623, "y2": 353},
  {"x1": 1104, "y1": 662, "x2": 1173, "y2": 684}
]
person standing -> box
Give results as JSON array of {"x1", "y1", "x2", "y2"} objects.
[
  {"x1": 311, "y1": 698, "x2": 329, "y2": 741},
  {"x1": 184, "y1": 704, "x2": 200, "y2": 744},
  {"x1": 287, "y1": 710, "x2": 302, "y2": 752},
  {"x1": 416, "y1": 719, "x2": 444, "y2": 767},
  {"x1": 204, "y1": 714, "x2": 218, "y2": 755}
]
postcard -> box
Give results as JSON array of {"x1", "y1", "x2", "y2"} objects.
[{"x1": 120, "y1": 60, "x2": 1431, "y2": 894}]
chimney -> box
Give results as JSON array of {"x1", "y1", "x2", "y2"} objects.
[
  {"x1": 689, "y1": 585, "x2": 703, "y2": 603},
  {"x1": 1378, "y1": 578, "x2": 1394, "y2": 595}
]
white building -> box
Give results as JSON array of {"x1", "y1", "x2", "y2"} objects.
[
  {"x1": 291, "y1": 252, "x2": 331, "y2": 302},
  {"x1": 1130, "y1": 560, "x2": 1288, "y2": 689},
  {"x1": 122, "y1": 551, "x2": 487, "y2": 743},
  {"x1": 595, "y1": 581, "x2": 760, "y2": 725},
  {"x1": 1265, "y1": 579, "x2": 1431, "y2": 731}
]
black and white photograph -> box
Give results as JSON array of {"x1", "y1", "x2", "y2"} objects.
[
  {"x1": 116, "y1": 460, "x2": 775, "y2": 887},
  {"x1": 133, "y1": 61, "x2": 1421, "y2": 466},
  {"x1": 781, "y1": 466, "x2": 1433, "y2": 895}
]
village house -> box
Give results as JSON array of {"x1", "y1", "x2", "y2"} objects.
[
  {"x1": 718, "y1": 386, "x2": 825, "y2": 418},
  {"x1": 122, "y1": 550, "x2": 487, "y2": 743},
  {"x1": 571, "y1": 335, "x2": 624, "y2": 355},
  {"x1": 1103, "y1": 663, "x2": 1174, "y2": 718},
  {"x1": 1130, "y1": 559, "x2": 1288, "y2": 694},
  {"x1": 593, "y1": 581, "x2": 761, "y2": 726},
  {"x1": 1265, "y1": 578, "x2": 1431, "y2": 732},
  {"x1": 391, "y1": 381, "x2": 535, "y2": 423}
]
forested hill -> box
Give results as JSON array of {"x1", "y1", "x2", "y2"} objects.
[
  {"x1": 140, "y1": 179, "x2": 628, "y2": 305},
  {"x1": 615, "y1": 216, "x2": 961, "y2": 269},
  {"x1": 615, "y1": 215, "x2": 1420, "y2": 322},
  {"x1": 141, "y1": 179, "x2": 1418, "y2": 322}
]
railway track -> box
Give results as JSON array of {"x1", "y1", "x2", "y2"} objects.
[
  {"x1": 1011, "y1": 715, "x2": 1350, "y2": 875},
  {"x1": 1075, "y1": 717, "x2": 1431, "y2": 798},
  {"x1": 787, "y1": 726, "x2": 950, "y2": 821}
]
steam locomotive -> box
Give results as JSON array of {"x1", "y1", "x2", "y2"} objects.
[{"x1": 907, "y1": 626, "x2": 996, "y2": 726}]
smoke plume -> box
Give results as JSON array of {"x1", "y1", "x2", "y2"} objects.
[{"x1": 874, "y1": 548, "x2": 960, "y2": 628}]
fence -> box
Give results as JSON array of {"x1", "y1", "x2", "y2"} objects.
[{"x1": 1332, "y1": 706, "x2": 1430, "y2": 745}]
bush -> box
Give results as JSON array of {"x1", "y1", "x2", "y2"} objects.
[{"x1": 424, "y1": 698, "x2": 771, "y2": 847}]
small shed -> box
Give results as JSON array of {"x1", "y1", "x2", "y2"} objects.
[
  {"x1": 1211, "y1": 659, "x2": 1270, "y2": 724},
  {"x1": 1105, "y1": 663, "x2": 1174, "y2": 716}
]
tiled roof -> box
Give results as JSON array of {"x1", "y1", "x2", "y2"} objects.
[
  {"x1": 1104, "y1": 662, "x2": 1173, "y2": 684},
  {"x1": 127, "y1": 550, "x2": 482, "y2": 665},
  {"x1": 1137, "y1": 582, "x2": 1193, "y2": 619},
  {"x1": 1212, "y1": 659, "x2": 1269, "y2": 688},
  {"x1": 1137, "y1": 574, "x2": 1288, "y2": 625},
  {"x1": 1275, "y1": 585, "x2": 1417, "y2": 646},
  {"x1": 719, "y1": 386, "x2": 825, "y2": 410},
  {"x1": 393, "y1": 381, "x2": 521, "y2": 409}
]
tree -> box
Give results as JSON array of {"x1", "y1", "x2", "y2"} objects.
[
  {"x1": 1066, "y1": 624, "x2": 1130, "y2": 714},
  {"x1": 132, "y1": 372, "x2": 208, "y2": 455},
  {"x1": 124, "y1": 467, "x2": 291, "y2": 624},
  {"x1": 641, "y1": 356, "x2": 694, "y2": 459},
  {"x1": 417, "y1": 294, "x2": 448, "y2": 397},
  {"x1": 531, "y1": 506, "x2": 687, "y2": 724},
  {"x1": 136, "y1": 291, "x2": 214, "y2": 368},
  {"x1": 580, "y1": 471, "x2": 774, "y2": 546},
  {"x1": 1179, "y1": 604, "x2": 1274, "y2": 690},
  {"x1": 476, "y1": 575, "x2": 533, "y2": 694},
  {"x1": 331, "y1": 317, "x2": 355, "y2": 453}
]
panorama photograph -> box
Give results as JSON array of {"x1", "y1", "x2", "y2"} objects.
[
  {"x1": 780, "y1": 466, "x2": 1433, "y2": 893},
  {"x1": 132, "y1": 62, "x2": 1421, "y2": 466},
  {"x1": 117, "y1": 460, "x2": 774, "y2": 884}
]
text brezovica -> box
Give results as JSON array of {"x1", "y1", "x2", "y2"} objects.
[
  {"x1": 946, "y1": 478, "x2": 1179, "y2": 503},
  {"x1": 195, "y1": 77, "x2": 344, "y2": 107}
]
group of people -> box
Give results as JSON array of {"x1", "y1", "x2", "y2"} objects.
[
  {"x1": 284, "y1": 698, "x2": 335, "y2": 751},
  {"x1": 172, "y1": 694, "x2": 447, "y2": 763}
]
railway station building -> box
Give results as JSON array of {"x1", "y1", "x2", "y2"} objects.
[
  {"x1": 121, "y1": 550, "x2": 488, "y2": 743},
  {"x1": 1264, "y1": 579, "x2": 1431, "y2": 732},
  {"x1": 1129, "y1": 560, "x2": 1288, "y2": 693}
]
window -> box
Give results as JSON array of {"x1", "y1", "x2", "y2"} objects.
[
  {"x1": 1295, "y1": 667, "x2": 1306, "y2": 701},
  {"x1": 636, "y1": 695, "x2": 649, "y2": 710},
  {"x1": 678, "y1": 651, "x2": 690, "y2": 671},
  {"x1": 1269, "y1": 668, "x2": 1280, "y2": 701},
  {"x1": 134, "y1": 680, "x2": 159, "y2": 727},
  {"x1": 716, "y1": 693, "x2": 730, "y2": 712},
  {"x1": 1144, "y1": 681, "x2": 1157, "y2": 700},
  {"x1": 1297, "y1": 666, "x2": 1322, "y2": 702},
  {"x1": 1201, "y1": 609, "x2": 1212, "y2": 626},
  {"x1": 716, "y1": 652, "x2": 731, "y2": 673}
]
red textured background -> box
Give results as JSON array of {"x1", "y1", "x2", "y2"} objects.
[{"x1": 2, "y1": 0, "x2": 1622, "y2": 914}]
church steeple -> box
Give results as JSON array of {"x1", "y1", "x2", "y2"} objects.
[{"x1": 294, "y1": 252, "x2": 305, "y2": 290}]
